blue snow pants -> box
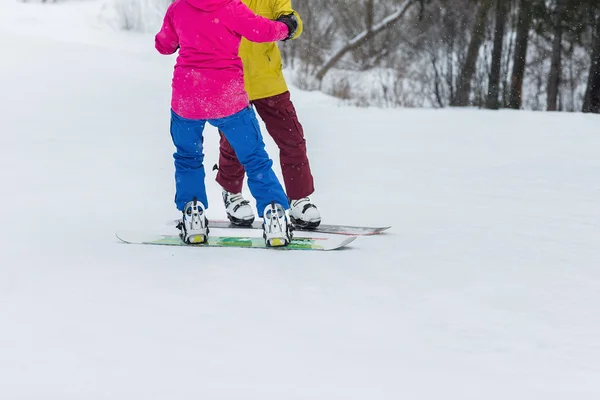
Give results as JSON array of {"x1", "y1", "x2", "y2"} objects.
[{"x1": 170, "y1": 106, "x2": 290, "y2": 216}]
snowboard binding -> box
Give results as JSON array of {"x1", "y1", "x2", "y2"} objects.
[
  {"x1": 177, "y1": 197, "x2": 209, "y2": 244},
  {"x1": 262, "y1": 201, "x2": 293, "y2": 247}
]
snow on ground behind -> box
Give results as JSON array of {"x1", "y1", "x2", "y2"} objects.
[{"x1": 1, "y1": 1, "x2": 600, "y2": 399}]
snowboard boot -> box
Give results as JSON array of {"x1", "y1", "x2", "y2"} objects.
[
  {"x1": 262, "y1": 202, "x2": 293, "y2": 247},
  {"x1": 289, "y1": 197, "x2": 321, "y2": 229},
  {"x1": 177, "y1": 198, "x2": 209, "y2": 244},
  {"x1": 222, "y1": 189, "x2": 255, "y2": 226}
]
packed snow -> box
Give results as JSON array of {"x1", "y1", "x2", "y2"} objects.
[{"x1": 1, "y1": 1, "x2": 599, "y2": 399}]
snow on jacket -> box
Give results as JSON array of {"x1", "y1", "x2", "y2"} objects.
[{"x1": 155, "y1": 0, "x2": 290, "y2": 119}]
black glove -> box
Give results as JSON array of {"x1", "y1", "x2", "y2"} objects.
[{"x1": 276, "y1": 13, "x2": 298, "y2": 41}]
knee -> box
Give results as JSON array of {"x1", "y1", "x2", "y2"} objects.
[
  {"x1": 174, "y1": 152, "x2": 204, "y2": 169},
  {"x1": 280, "y1": 138, "x2": 307, "y2": 158},
  {"x1": 281, "y1": 136, "x2": 306, "y2": 149},
  {"x1": 242, "y1": 154, "x2": 273, "y2": 173}
]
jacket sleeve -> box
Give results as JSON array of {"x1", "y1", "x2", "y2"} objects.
[
  {"x1": 227, "y1": 1, "x2": 289, "y2": 43},
  {"x1": 272, "y1": 0, "x2": 303, "y2": 39},
  {"x1": 155, "y1": 4, "x2": 179, "y2": 55}
]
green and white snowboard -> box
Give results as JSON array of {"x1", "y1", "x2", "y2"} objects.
[{"x1": 116, "y1": 231, "x2": 356, "y2": 251}]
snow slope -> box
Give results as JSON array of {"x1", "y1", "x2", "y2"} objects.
[{"x1": 1, "y1": 1, "x2": 600, "y2": 399}]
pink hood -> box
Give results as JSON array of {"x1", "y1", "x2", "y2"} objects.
[{"x1": 155, "y1": 0, "x2": 289, "y2": 120}]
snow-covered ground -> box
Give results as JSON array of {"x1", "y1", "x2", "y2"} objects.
[{"x1": 1, "y1": 1, "x2": 600, "y2": 398}]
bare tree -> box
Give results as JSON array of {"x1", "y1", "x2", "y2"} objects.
[
  {"x1": 314, "y1": 0, "x2": 417, "y2": 82},
  {"x1": 486, "y1": 0, "x2": 509, "y2": 109},
  {"x1": 508, "y1": 0, "x2": 532, "y2": 109},
  {"x1": 583, "y1": 14, "x2": 600, "y2": 113},
  {"x1": 547, "y1": 0, "x2": 567, "y2": 111},
  {"x1": 453, "y1": 0, "x2": 493, "y2": 107},
  {"x1": 278, "y1": 0, "x2": 594, "y2": 110}
]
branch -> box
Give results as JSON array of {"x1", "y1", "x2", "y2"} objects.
[{"x1": 315, "y1": 0, "x2": 416, "y2": 81}]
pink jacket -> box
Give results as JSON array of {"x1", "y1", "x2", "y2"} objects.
[{"x1": 155, "y1": 0, "x2": 289, "y2": 120}]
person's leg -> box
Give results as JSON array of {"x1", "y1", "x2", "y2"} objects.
[
  {"x1": 209, "y1": 107, "x2": 289, "y2": 216},
  {"x1": 215, "y1": 131, "x2": 245, "y2": 194},
  {"x1": 253, "y1": 92, "x2": 320, "y2": 227},
  {"x1": 214, "y1": 130, "x2": 255, "y2": 225},
  {"x1": 253, "y1": 91, "x2": 314, "y2": 200},
  {"x1": 169, "y1": 110, "x2": 208, "y2": 211}
]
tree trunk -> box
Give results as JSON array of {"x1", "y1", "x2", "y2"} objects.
[
  {"x1": 547, "y1": 0, "x2": 566, "y2": 111},
  {"x1": 486, "y1": 0, "x2": 509, "y2": 109},
  {"x1": 508, "y1": 0, "x2": 532, "y2": 109},
  {"x1": 583, "y1": 17, "x2": 600, "y2": 113},
  {"x1": 501, "y1": 14, "x2": 515, "y2": 107},
  {"x1": 365, "y1": 0, "x2": 374, "y2": 30},
  {"x1": 453, "y1": 0, "x2": 493, "y2": 107}
]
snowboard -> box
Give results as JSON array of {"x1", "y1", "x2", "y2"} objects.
[
  {"x1": 169, "y1": 219, "x2": 390, "y2": 236},
  {"x1": 116, "y1": 230, "x2": 356, "y2": 251}
]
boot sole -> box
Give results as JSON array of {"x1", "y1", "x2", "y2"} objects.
[
  {"x1": 227, "y1": 215, "x2": 255, "y2": 226},
  {"x1": 290, "y1": 216, "x2": 321, "y2": 229}
]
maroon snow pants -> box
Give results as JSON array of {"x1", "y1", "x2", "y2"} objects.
[{"x1": 216, "y1": 91, "x2": 315, "y2": 200}]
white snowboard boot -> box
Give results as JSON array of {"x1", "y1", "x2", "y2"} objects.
[
  {"x1": 289, "y1": 197, "x2": 321, "y2": 228},
  {"x1": 262, "y1": 202, "x2": 292, "y2": 247},
  {"x1": 222, "y1": 190, "x2": 255, "y2": 226},
  {"x1": 177, "y1": 198, "x2": 209, "y2": 244}
]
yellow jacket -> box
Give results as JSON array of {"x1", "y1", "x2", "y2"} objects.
[{"x1": 240, "y1": 0, "x2": 303, "y2": 100}]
